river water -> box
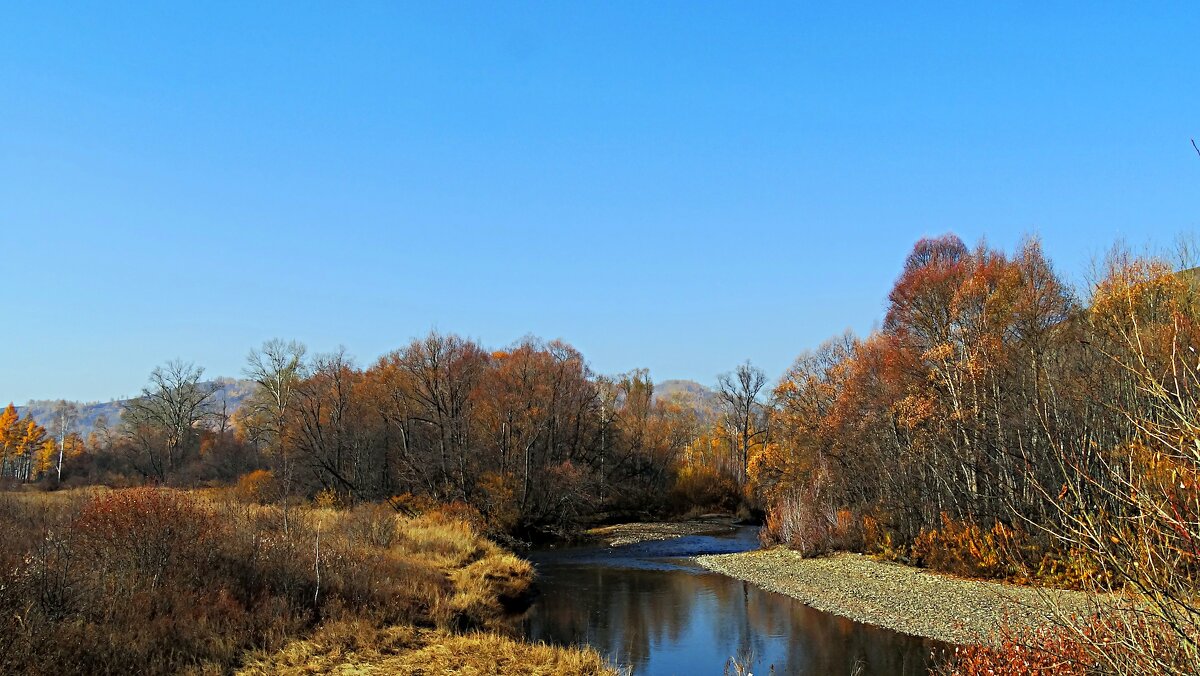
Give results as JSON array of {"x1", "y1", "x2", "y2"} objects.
[{"x1": 521, "y1": 528, "x2": 938, "y2": 675}]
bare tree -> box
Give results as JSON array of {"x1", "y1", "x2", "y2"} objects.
[
  {"x1": 51, "y1": 400, "x2": 78, "y2": 482},
  {"x1": 244, "y1": 339, "x2": 307, "y2": 529},
  {"x1": 1035, "y1": 266, "x2": 1200, "y2": 674},
  {"x1": 122, "y1": 360, "x2": 215, "y2": 480},
  {"x1": 717, "y1": 361, "x2": 768, "y2": 484},
  {"x1": 89, "y1": 414, "x2": 113, "y2": 454}
]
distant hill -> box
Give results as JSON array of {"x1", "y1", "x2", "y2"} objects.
[
  {"x1": 18, "y1": 377, "x2": 708, "y2": 433},
  {"x1": 17, "y1": 378, "x2": 257, "y2": 433},
  {"x1": 654, "y1": 379, "x2": 717, "y2": 404},
  {"x1": 654, "y1": 379, "x2": 720, "y2": 421}
]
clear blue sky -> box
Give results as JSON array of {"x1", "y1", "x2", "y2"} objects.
[{"x1": 2, "y1": 3, "x2": 1198, "y2": 403}]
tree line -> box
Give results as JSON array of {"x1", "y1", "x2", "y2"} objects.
[
  {"x1": 749, "y1": 235, "x2": 1200, "y2": 672},
  {"x1": 12, "y1": 336, "x2": 750, "y2": 537}
]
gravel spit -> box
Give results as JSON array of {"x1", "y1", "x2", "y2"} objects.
[
  {"x1": 696, "y1": 549, "x2": 1105, "y2": 646},
  {"x1": 586, "y1": 519, "x2": 736, "y2": 547}
]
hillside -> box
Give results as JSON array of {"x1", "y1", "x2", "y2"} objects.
[
  {"x1": 655, "y1": 379, "x2": 718, "y2": 405},
  {"x1": 15, "y1": 378, "x2": 704, "y2": 434},
  {"x1": 17, "y1": 378, "x2": 257, "y2": 433},
  {"x1": 654, "y1": 379, "x2": 720, "y2": 423}
]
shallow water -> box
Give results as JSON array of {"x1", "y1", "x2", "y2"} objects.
[{"x1": 521, "y1": 528, "x2": 938, "y2": 675}]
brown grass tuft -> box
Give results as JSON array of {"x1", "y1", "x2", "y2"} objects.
[{"x1": 239, "y1": 626, "x2": 616, "y2": 676}]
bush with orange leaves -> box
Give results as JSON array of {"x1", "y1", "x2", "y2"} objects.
[
  {"x1": 911, "y1": 514, "x2": 1025, "y2": 580},
  {"x1": 234, "y1": 468, "x2": 276, "y2": 504}
]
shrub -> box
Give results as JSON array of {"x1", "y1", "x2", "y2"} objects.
[
  {"x1": 937, "y1": 614, "x2": 1197, "y2": 676},
  {"x1": 939, "y1": 627, "x2": 1095, "y2": 676},
  {"x1": 911, "y1": 514, "x2": 1023, "y2": 579},
  {"x1": 668, "y1": 464, "x2": 741, "y2": 515},
  {"x1": 312, "y1": 488, "x2": 345, "y2": 510},
  {"x1": 759, "y1": 488, "x2": 869, "y2": 556},
  {"x1": 234, "y1": 469, "x2": 275, "y2": 504},
  {"x1": 476, "y1": 471, "x2": 520, "y2": 534}
]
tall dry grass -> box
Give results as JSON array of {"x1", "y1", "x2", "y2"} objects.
[
  {"x1": 238, "y1": 620, "x2": 615, "y2": 675},
  {"x1": 0, "y1": 487, "x2": 610, "y2": 675}
]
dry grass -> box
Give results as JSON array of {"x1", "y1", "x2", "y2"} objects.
[
  {"x1": 0, "y1": 488, "x2": 608, "y2": 675},
  {"x1": 447, "y1": 553, "x2": 535, "y2": 629},
  {"x1": 239, "y1": 621, "x2": 617, "y2": 675}
]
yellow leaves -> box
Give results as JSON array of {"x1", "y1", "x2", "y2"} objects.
[
  {"x1": 63, "y1": 432, "x2": 86, "y2": 459},
  {"x1": 893, "y1": 394, "x2": 935, "y2": 430},
  {"x1": 911, "y1": 514, "x2": 1025, "y2": 580},
  {"x1": 1090, "y1": 257, "x2": 1186, "y2": 337},
  {"x1": 0, "y1": 403, "x2": 18, "y2": 440},
  {"x1": 235, "y1": 469, "x2": 275, "y2": 504},
  {"x1": 922, "y1": 342, "x2": 955, "y2": 363},
  {"x1": 746, "y1": 441, "x2": 787, "y2": 488},
  {"x1": 35, "y1": 438, "x2": 57, "y2": 474},
  {"x1": 773, "y1": 379, "x2": 799, "y2": 398}
]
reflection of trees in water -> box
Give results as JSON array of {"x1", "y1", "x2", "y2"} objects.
[
  {"x1": 526, "y1": 566, "x2": 699, "y2": 666},
  {"x1": 524, "y1": 564, "x2": 935, "y2": 675}
]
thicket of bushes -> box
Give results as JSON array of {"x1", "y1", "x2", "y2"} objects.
[{"x1": 0, "y1": 487, "x2": 608, "y2": 675}]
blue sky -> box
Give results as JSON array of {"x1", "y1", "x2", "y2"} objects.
[{"x1": 2, "y1": 3, "x2": 1198, "y2": 403}]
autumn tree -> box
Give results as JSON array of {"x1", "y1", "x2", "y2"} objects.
[
  {"x1": 0, "y1": 406, "x2": 50, "y2": 482},
  {"x1": 475, "y1": 338, "x2": 600, "y2": 530},
  {"x1": 755, "y1": 234, "x2": 1093, "y2": 552},
  {"x1": 0, "y1": 404, "x2": 18, "y2": 477}
]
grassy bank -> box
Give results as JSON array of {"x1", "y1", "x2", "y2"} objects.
[
  {"x1": 0, "y1": 487, "x2": 615, "y2": 675},
  {"x1": 239, "y1": 622, "x2": 613, "y2": 675}
]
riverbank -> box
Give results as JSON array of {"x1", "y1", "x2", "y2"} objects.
[
  {"x1": 239, "y1": 623, "x2": 617, "y2": 675},
  {"x1": 586, "y1": 516, "x2": 737, "y2": 546},
  {"x1": 696, "y1": 549, "x2": 1104, "y2": 646},
  {"x1": 0, "y1": 488, "x2": 618, "y2": 675}
]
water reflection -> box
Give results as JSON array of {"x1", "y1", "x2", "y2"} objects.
[{"x1": 522, "y1": 530, "x2": 936, "y2": 675}]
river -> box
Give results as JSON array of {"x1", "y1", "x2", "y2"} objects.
[{"x1": 521, "y1": 527, "x2": 938, "y2": 675}]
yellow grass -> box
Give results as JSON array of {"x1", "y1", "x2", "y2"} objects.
[
  {"x1": 238, "y1": 622, "x2": 617, "y2": 676},
  {"x1": 0, "y1": 487, "x2": 614, "y2": 674}
]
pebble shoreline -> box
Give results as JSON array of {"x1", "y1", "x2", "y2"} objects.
[
  {"x1": 585, "y1": 519, "x2": 736, "y2": 547},
  {"x1": 695, "y1": 549, "x2": 1103, "y2": 646}
]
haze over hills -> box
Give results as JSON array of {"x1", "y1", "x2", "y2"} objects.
[
  {"x1": 654, "y1": 379, "x2": 719, "y2": 408},
  {"x1": 15, "y1": 378, "x2": 716, "y2": 433},
  {"x1": 16, "y1": 378, "x2": 258, "y2": 433}
]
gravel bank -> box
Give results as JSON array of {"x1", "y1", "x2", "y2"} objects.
[
  {"x1": 696, "y1": 549, "x2": 1104, "y2": 646},
  {"x1": 586, "y1": 519, "x2": 736, "y2": 547}
]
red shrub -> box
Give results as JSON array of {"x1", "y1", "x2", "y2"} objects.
[{"x1": 941, "y1": 629, "x2": 1095, "y2": 676}]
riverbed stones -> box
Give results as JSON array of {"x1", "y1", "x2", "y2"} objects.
[
  {"x1": 586, "y1": 520, "x2": 737, "y2": 547},
  {"x1": 695, "y1": 549, "x2": 1104, "y2": 646}
]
